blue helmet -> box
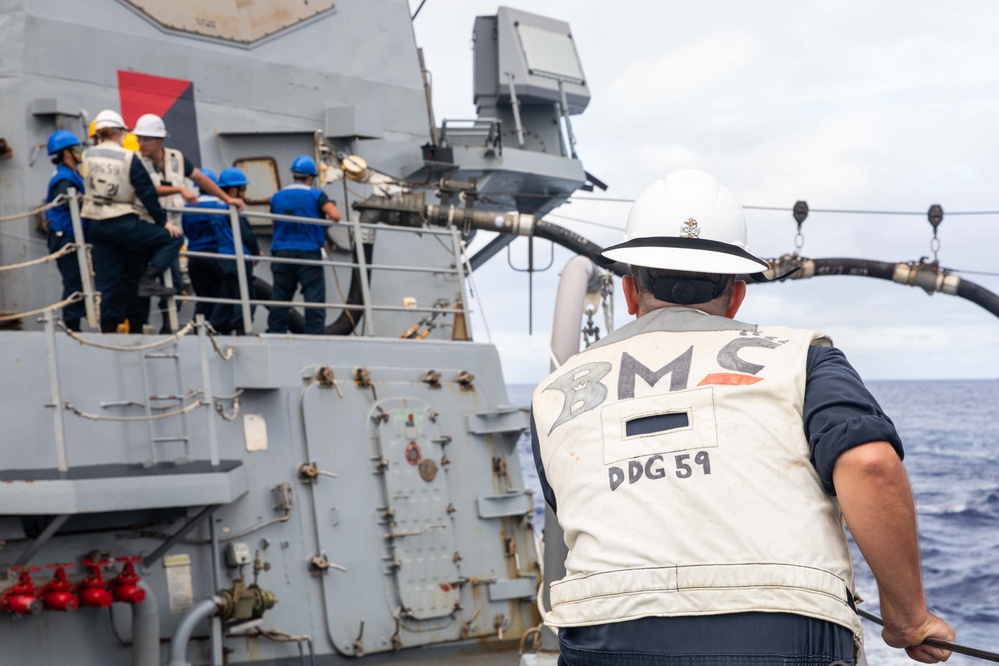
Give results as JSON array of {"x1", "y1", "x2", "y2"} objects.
[
  {"x1": 47, "y1": 130, "x2": 82, "y2": 156},
  {"x1": 199, "y1": 168, "x2": 219, "y2": 185},
  {"x1": 218, "y1": 167, "x2": 249, "y2": 188},
  {"x1": 290, "y1": 155, "x2": 318, "y2": 177}
]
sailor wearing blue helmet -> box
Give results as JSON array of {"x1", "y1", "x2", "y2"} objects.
[
  {"x1": 180, "y1": 168, "x2": 227, "y2": 321},
  {"x1": 211, "y1": 167, "x2": 260, "y2": 334},
  {"x1": 265, "y1": 155, "x2": 340, "y2": 335},
  {"x1": 44, "y1": 130, "x2": 87, "y2": 331}
]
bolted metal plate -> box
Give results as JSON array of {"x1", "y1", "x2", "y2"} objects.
[{"x1": 377, "y1": 399, "x2": 459, "y2": 619}]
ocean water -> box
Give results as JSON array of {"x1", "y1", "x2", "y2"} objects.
[{"x1": 509, "y1": 380, "x2": 999, "y2": 665}]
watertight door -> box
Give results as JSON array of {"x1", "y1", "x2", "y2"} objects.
[{"x1": 376, "y1": 400, "x2": 459, "y2": 619}]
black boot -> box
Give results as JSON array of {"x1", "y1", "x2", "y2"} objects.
[{"x1": 137, "y1": 266, "x2": 176, "y2": 298}]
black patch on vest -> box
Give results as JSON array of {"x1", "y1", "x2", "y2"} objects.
[{"x1": 625, "y1": 412, "x2": 689, "y2": 437}]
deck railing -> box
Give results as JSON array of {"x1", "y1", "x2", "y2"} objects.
[{"x1": 50, "y1": 190, "x2": 472, "y2": 337}]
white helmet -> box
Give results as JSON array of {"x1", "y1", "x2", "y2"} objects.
[
  {"x1": 133, "y1": 113, "x2": 168, "y2": 138},
  {"x1": 601, "y1": 169, "x2": 769, "y2": 275},
  {"x1": 92, "y1": 109, "x2": 128, "y2": 132}
]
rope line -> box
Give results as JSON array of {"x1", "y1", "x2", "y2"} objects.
[
  {"x1": 211, "y1": 389, "x2": 243, "y2": 422},
  {"x1": 57, "y1": 320, "x2": 196, "y2": 351},
  {"x1": 63, "y1": 398, "x2": 207, "y2": 422},
  {"x1": 0, "y1": 194, "x2": 67, "y2": 223},
  {"x1": 207, "y1": 328, "x2": 235, "y2": 361},
  {"x1": 0, "y1": 293, "x2": 82, "y2": 323},
  {"x1": 0, "y1": 242, "x2": 78, "y2": 273}
]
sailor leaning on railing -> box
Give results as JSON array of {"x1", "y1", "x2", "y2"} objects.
[{"x1": 79, "y1": 109, "x2": 182, "y2": 333}]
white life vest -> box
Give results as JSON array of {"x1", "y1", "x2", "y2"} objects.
[
  {"x1": 80, "y1": 141, "x2": 142, "y2": 221},
  {"x1": 532, "y1": 307, "x2": 862, "y2": 643},
  {"x1": 142, "y1": 147, "x2": 187, "y2": 225}
]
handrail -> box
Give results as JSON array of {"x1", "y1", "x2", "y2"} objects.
[
  {"x1": 158, "y1": 203, "x2": 471, "y2": 337},
  {"x1": 0, "y1": 197, "x2": 473, "y2": 337}
]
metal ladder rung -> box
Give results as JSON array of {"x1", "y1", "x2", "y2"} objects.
[{"x1": 153, "y1": 436, "x2": 190, "y2": 443}]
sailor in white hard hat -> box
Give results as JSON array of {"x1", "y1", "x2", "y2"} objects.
[
  {"x1": 530, "y1": 170, "x2": 955, "y2": 664},
  {"x1": 132, "y1": 113, "x2": 244, "y2": 220},
  {"x1": 81, "y1": 110, "x2": 182, "y2": 332},
  {"x1": 130, "y1": 113, "x2": 245, "y2": 331}
]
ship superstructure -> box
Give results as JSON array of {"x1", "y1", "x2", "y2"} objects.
[{"x1": 0, "y1": 2, "x2": 595, "y2": 663}]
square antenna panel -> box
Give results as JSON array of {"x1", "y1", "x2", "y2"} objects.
[
  {"x1": 516, "y1": 23, "x2": 585, "y2": 85},
  {"x1": 474, "y1": 7, "x2": 590, "y2": 113}
]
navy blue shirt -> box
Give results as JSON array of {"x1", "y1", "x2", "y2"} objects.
[
  {"x1": 531, "y1": 344, "x2": 901, "y2": 660},
  {"x1": 182, "y1": 196, "x2": 227, "y2": 252}
]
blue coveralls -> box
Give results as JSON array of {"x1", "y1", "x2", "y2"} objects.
[
  {"x1": 210, "y1": 210, "x2": 260, "y2": 334},
  {"x1": 45, "y1": 165, "x2": 87, "y2": 329},
  {"x1": 266, "y1": 184, "x2": 328, "y2": 335},
  {"x1": 182, "y1": 196, "x2": 227, "y2": 319}
]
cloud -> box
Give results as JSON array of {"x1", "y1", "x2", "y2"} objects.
[
  {"x1": 609, "y1": 32, "x2": 760, "y2": 109},
  {"x1": 412, "y1": 0, "x2": 999, "y2": 381}
]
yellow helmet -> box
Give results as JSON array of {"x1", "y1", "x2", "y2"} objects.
[
  {"x1": 122, "y1": 132, "x2": 141, "y2": 152},
  {"x1": 88, "y1": 119, "x2": 97, "y2": 139}
]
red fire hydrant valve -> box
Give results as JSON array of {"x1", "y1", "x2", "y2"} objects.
[
  {"x1": 2, "y1": 566, "x2": 43, "y2": 615},
  {"x1": 75, "y1": 559, "x2": 113, "y2": 608},
  {"x1": 109, "y1": 556, "x2": 146, "y2": 605},
  {"x1": 41, "y1": 564, "x2": 78, "y2": 612}
]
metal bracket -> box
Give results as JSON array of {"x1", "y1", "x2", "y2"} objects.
[{"x1": 143, "y1": 505, "x2": 220, "y2": 569}]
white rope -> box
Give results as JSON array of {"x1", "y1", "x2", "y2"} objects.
[
  {"x1": 63, "y1": 398, "x2": 207, "y2": 422},
  {"x1": 213, "y1": 390, "x2": 243, "y2": 421},
  {"x1": 460, "y1": 240, "x2": 492, "y2": 344},
  {"x1": 0, "y1": 292, "x2": 83, "y2": 323},
  {"x1": 207, "y1": 330, "x2": 235, "y2": 361},
  {"x1": 0, "y1": 243, "x2": 77, "y2": 273},
  {"x1": 0, "y1": 194, "x2": 66, "y2": 223},
  {"x1": 57, "y1": 320, "x2": 196, "y2": 351}
]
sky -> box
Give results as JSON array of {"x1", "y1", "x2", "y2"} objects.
[{"x1": 408, "y1": 0, "x2": 999, "y2": 383}]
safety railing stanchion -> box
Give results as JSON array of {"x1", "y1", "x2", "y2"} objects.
[
  {"x1": 161, "y1": 269, "x2": 180, "y2": 333},
  {"x1": 228, "y1": 206, "x2": 252, "y2": 334},
  {"x1": 43, "y1": 310, "x2": 70, "y2": 476},
  {"x1": 67, "y1": 187, "x2": 99, "y2": 329},
  {"x1": 195, "y1": 315, "x2": 220, "y2": 468},
  {"x1": 349, "y1": 213, "x2": 376, "y2": 336},
  {"x1": 448, "y1": 223, "x2": 473, "y2": 337}
]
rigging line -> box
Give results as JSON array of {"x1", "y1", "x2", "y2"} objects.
[
  {"x1": 0, "y1": 193, "x2": 67, "y2": 223},
  {"x1": 543, "y1": 193, "x2": 999, "y2": 217},
  {"x1": 0, "y1": 292, "x2": 82, "y2": 323},
  {"x1": 857, "y1": 609, "x2": 999, "y2": 663},
  {"x1": 63, "y1": 399, "x2": 207, "y2": 422},
  {"x1": 58, "y1": 319, "x2": 196, "y2": 351},
  {"x1": 546, "y1": 212, "x2": 624, "y2": 231},
  {"x1": 952, "y1": 268, "x2": 999, "y2": 278},
  {"x1": 0, "y1": 242, "x2": 77, "y2": 272}
]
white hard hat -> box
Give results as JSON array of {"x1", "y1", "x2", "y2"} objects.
[
  {"x1": 133, "y1": 113, "x2": 168, "y2": 138},
  {"x1": 601, "y1": 170, "x2": 769, "y2": 275},
  {"x1": 92, "y1": 109, "x2": 128, "y2": 132}
]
